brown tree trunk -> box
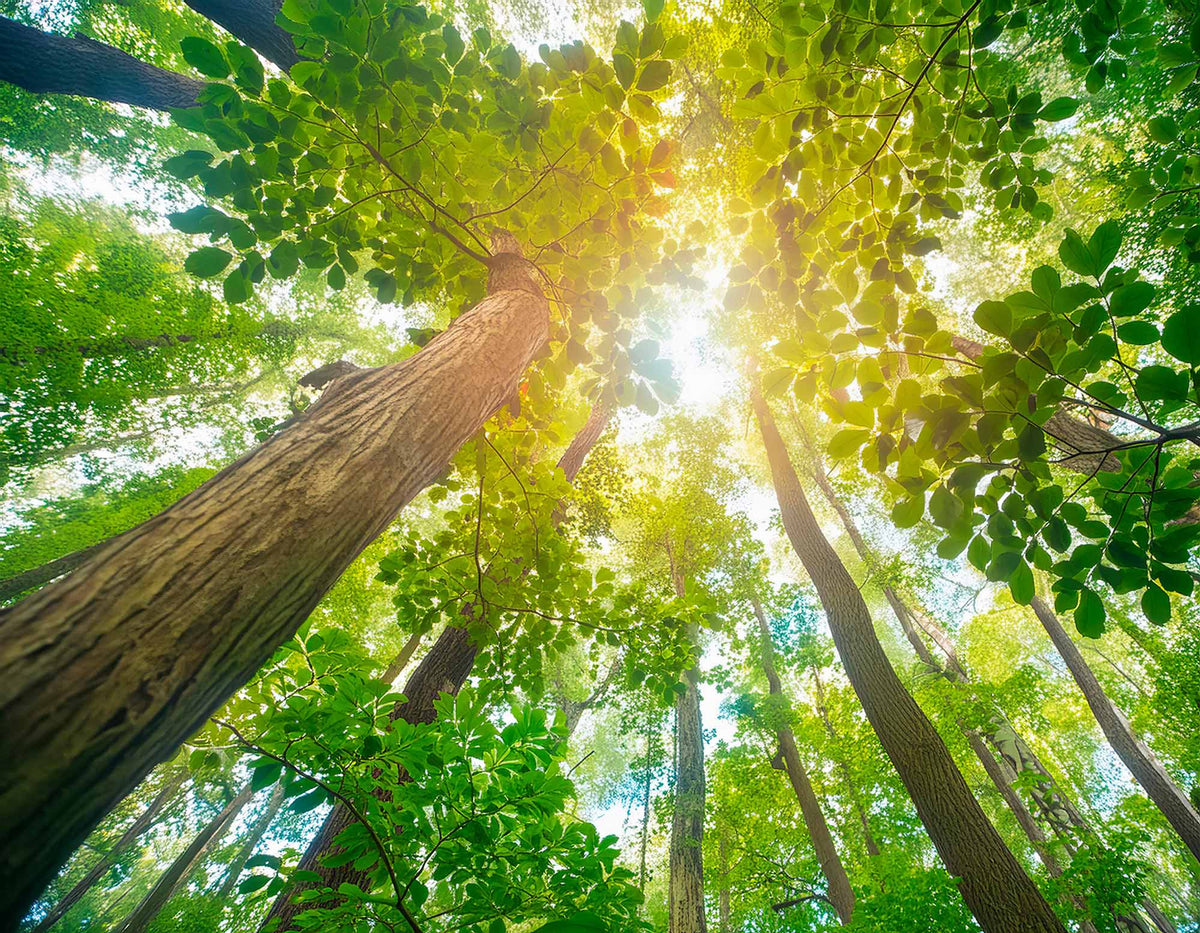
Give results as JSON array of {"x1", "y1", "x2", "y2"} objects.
[
  {"x1": 217, "y1": 783, "x2": 285, "y2": 899},
  {"x1": 30, "y1": 769, "x2": 188, "y2": 933},
  {"x1": 667, "y1": 541, "x2": 706, "y2": 933},
  {"x1": 751, "y1": 385, "x2": 1065, "y2": 933},
  {"x1": 379, "y1": 631, "x2": 423, "y2": 685},
  {"x1": 116, "y1": 780, "x2": 255, "y2": 933},
  {"x1": 1030, "y1": 596, "x2": 1200, "y2": 862},
  {"x1": 262, "y1": 403, "x2": 605, "y2": 931},
  {"x1": 0, "y1": 543, "x2": 107, "y2": 606},
  {"x1": 752, "y1": 598, "x2": 854, "y2": 924},
  {"x1": 181, "y1": 0, "x2": 301, "y2": 71},
  {"x1": 0, "y1": 242, "x2": 549, "y2": 927},
  {"x1": 718, "y1": 831, "x2": 731, "y2": 933},
  {"x1": 0, "y1": 17, "x2": 203, "y2": 109}
]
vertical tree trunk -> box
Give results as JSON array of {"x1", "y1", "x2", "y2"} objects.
[
  {"x1": 0, "y1": 17, "x2": 203, "y2": 109},
  {"x1": 116, "y1": 780, "x2": 255, "y2": 933},
  {"x1": 751, "y1": 385, "x2": 1065, "y2": 933},
  {"x1": 379, "y1": 631, "x2": 424, "y2": 685},
  {"x1": 181, "y1": 0, "x2": 301, "y2": 71},
  {"x1": 31, "y1": 769, "x2": 188, "y2": 933},
  {"x1": 261, "y1": 406, "x2": 607, "y2": 931},
  {"x1": 1030, "y1": 596, "x2": 1200, "y2": 862},
  {"x1": 811, "y1": 668, "x2": 881, "y2": 858},
  {"x1": 0, "y1": 242, "x2": 549, "y2": 927},
  {"x1": 753, "y1": 597, "x2": 854, "y2": 923},
  {"x1": 217, "y1": 783, "x2": 285, "y2": 899},
  {"x1": 640, "y1": 716, "x2": 653, "y2": 895},
  {"x1": 667, "y1": 541, "x2": 706, "y2": 933}
]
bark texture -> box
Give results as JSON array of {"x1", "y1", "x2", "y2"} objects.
[
  {"x1": 753, "y1": 598, "x2": 854, "y2": 924},
  {"x1": 30, "y1": 769, "x2": 187, "y2": 933},
  {"x1": 0, "y1": 17, "x2": 203, "y2": 109},
  {"x1": 0, "y1": 542, "x2": 107, "y2": 605},
  {"x1": 1031, "y1": 595, "x2": 1200, "y2": 862},
  {"x1": 667, "y1": 548, "x2": 706, "y2": 933},
  {"x1": 182, "y1": 0, "x2": 301, "y2": 71},
  {"x1": 116, "y1": 781, "x2": 255, "y2": 933},
  {"x1": 751, "y1": 386, "x2": 1065, "y2": 933},
  {"x1": 0, "y1": 240, "x2": 549, "y2": 926}
]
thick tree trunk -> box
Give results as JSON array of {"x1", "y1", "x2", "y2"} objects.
[
  {"x1": 116, "y1": 780, "x2": 255, "y2": 933},
  {"x1": 1031, "y1": 596, "x2": 1200, "y2": 862},
  {"x1": 0, "y1": 243, "x2": 549, "y2": 927},
  {"x1": 0, "y1": 17, "x2": 203, "y2": 109},
  {"x1": 262, "y1": 405, "x2": 604, "y2": 931},
  {"x1": 217, "y1": 783, "x2": 285, "y2": 899},
  {"x1": 30, "y1": 769, "x2": 188, "y2": 933},
  {"x1": 182, "y1": 0, "x2": 300, "y2": 71},
  {"x1": 667, "y1": 547, "x2": 706, "y2": 933},
  {"x1": 751, "y1": 385, "x2": 1065, "y2": 933},
  {"x1": 753, "y1": 598, "x2": 854, "y2": 923}
]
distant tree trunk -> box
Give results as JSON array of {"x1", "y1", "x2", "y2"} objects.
[
  {"x1": 0, "y1": 543, "x2": 106, "y2": 606},
  {"x1": 261, "y1": 406, "x2": 606, "y2": 932},
  {"x1": 181, "y1": 0, "x2": 300, "y2": 71},
  {"x1": 640, "y1": 716, "x2": 653, "y2": 895},
  {"x1": 811, "y1": 668, "x2": 881, "y2": 858},
  {"x1": 1031, "y1": 596, "x2": 1200, "y2": 862},
  {"x1": 667, "y1": 539, "x2": 706, "y2": 933},
  {"x1": 217, "y1": 783, "x2": 285, "y2": 899},
  {"x1": 753, "y1": 597, "x2": 854, "y2": 924},
  {"x1": 0, "y1": 17, "x2": 203, "y2": 109},
  {"x1": 751, "y1": 385, "x2": 1065, "y2": 933},
  {"x1": 379, "y1": 631, "x2": 423, "y2": 685},
  {"x1": 718, "y1": 831, "x2": 731, "y2": 933},
  {"x1": 116, "y1": 780, "x2": 255, "y2": 933},
  {"x1": 0, "y1": 240, "x2": 550, "y2": 927},
  {"x1": 31, "y1": 769, "x2": 188, "y2": 933}
]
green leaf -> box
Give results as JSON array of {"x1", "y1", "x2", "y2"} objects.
[
  {"x1": 1108, "y1": 281, "x2": 1155, "y2": 317},
  {"x1": 534, "y1": 913, "x2": 607, "y2": 933},
  {"x1": 891, "y1": 495, "x2": 924, "y2": 528},
  {"x1": 642, "y1": 0, "x2": 665, "y2": 21},
  {"x1": 1148, "y1": 116, "x2": 1179, "y2": 143},
  {"x1": 1116, "y1": 320, "x2": 1159, "y2": 345},
  {"x1": 1010, "y1": 558, "x2": 1034, "y2": 604},
  {"x1": 636, "y1": 60, "x2": 672, "y2": 91},
  {"x1": 239, "y1": 874, "x2": 270, "y2": 894},
  {"x1": 1136, "y1": 365, "x2": 1189, "y2": 402},
  {"x1": 184, "y1": 247, "x2": 233, "y2": 278},
  {"x1": 1087, "y1": 221, "x2": 1121, "y2": 274},
  {"x1": 635, "y1": 381, "x2": 659, "y2": 415},
  {"x1": 1037, "y1": 97, "x2": 1078, "y2": 121},
  {"x1": 1058, "y1": 229, "x2": 1093, "y2": 277},
  {"x1": 1074, "y1": 587, "x2": 1106, "y2": 637},
  {"x1": 1161, "y1": 306, "x2": 1200, "y2": 364},
  {"x1": 1141, "y1": 582, "x2": 1170, "y2": 624},
  {"x1": 1017, "y1": 423, "x2": 1046, "y2": 460},
  {"x1": 181, "y1": 36, "x2": 230, "y2": 78},
  {"x1": 974, "y1": 300, "x2": 1011, "y2": 337}
]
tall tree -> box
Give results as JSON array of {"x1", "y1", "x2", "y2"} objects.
[{"x1": 751, "y1": 382, "x2": 1067, "y2": 933}]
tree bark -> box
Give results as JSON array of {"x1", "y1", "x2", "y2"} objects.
[
  {"x1": 718, "y1": 831, "x2": 731, "y2": 933},
  {"x1": 262, "y1": 403, "x2": 605, "y2": 931},
  {"x1": 640, "y1": 716, "x2": 653, "y2": 895},
  {"x1": 1030, "y1": 595, "x2": 1200, "y2": 862},
  {"x1": 116, "y1": 780, "x2": 255, "y2": 933},
  {"x1": 753, "y1": 598, "x2": 854, "y2": 924},
  {"x1": 217, "y1": 783, "x2": 285, "y2": 900},
  {"x1": 379, "y1": 631, "x2": 423, "y2": 685},
  {"x1": 751, "y1": 385, "x2": 1065, "y2": 933},
  {"x1": 0, "y1": 241, "x2": 549, "y2": 927},
  {"x1": 182, "y1": 0, "x2": 301, "y2": 72},
  {"x1": 30, "y1": 769, "x2": 188, "y2": 933},
  {"x1": 667, "y1": 542, "x2": 706, "y2": 933},
  {"x1": 0, "y1": 17, "x2": 203, "y2": 110},
  {"x1": 0, "y1": 542, "x2": 107, "y2": 606}
]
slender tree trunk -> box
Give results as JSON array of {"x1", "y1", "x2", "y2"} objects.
[
  {"x1": 217, "y1": 783, "x2": 285, "y2": 899},
  {"x1": 31, "y1": 769, "x2": 188, "y2": 933},
  {"x1": 379, "y1": 631, "x2": 423, "y2": 685},
  {"x1": 751, "y1": 385, "x2": 1065, "y2": 933},
  {"x1": 116, "y1": 780, "x2": 255, "y2": 933},
  {"x1": 811, "y1": 668, "x2": 881, "y2": 858},
  {"x1": 0, "y1": 242, "x2": 550, "y2": 927},
  {"x1": 666, "y1": 542, "x2": 706, "y2": 933},
  {"x1": 181, "y1": 0, "x2": 301, "y2": 71},
  {"x1": 0, "y1": 17, "x2": 203, "y2": 109},
  {"x1": 1031, "y1": 596, "x2": 1200, "y2": 862},
  {"x1": 718, "y1": 831, "x2": 731, "y2": 933},
  {"x1": 640, "y1": 716, "x2": 653, "y2": 895},
  {"x1": 0, "y1": 543, "x2": 107, "y2": 605},
  {"x1": 752, "y1": 598, "x2": 854, "y2": 924},
  {"x1": 262, "y1": 405, "x2": 606, "y2": 932}
]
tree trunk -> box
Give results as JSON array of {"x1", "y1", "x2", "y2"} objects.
[
  {"x1": 0, "y1": 242, "x2": 549, "y2": 927},
  {"x1": 182, "y1": 0, "x2": 300, "y2": 71},
  {"x1": 116, "y1": 780, "x2": 255, "y2": 933},
  {"x1": 667, "y1": 544, "x2": 706, "y2": 933},
  {"x1": 262, "y1": 404, "x2": 605, "y2": 931},
  {"x1": 217, "y1": 783, "x2": 285, "y2": 899},
  {"x1": 751, "y1": 385, "x2": 1065, "y2": 933},
  {"x1": 718, "y1": 831, "x2": 731, "y2": 933},
  {"x1": 0, "y1": 542, "x2": 107, "y2": 606},
  {"x1": 1030, "y1": 595, "x2": 1200, "y2": 862},
  {"x1": 640, "y1": 716, "x2": 653, "y2": 895},
  {"x1": 31, "y1": 769, "x2": 188, "y2": 933},
  {"x1": 811, "y1": 668, "x2": 880, "y2": 858},
  {"x1": 753, "y1": 598, "x2": 854, "y2": 923},
  {"x1": 379, "y1": 631, "x2": 423, "y2": 685},
  {"x1": 0, "y1": 17, "x2": 203, "y2": 109}
]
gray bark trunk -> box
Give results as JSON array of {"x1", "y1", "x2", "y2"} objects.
[
  {"x1": 0, "y1": 242, "x2": 549, "y2": 926},
  {"x1": 752, "y1": 385, "x2": 1065, "y2": 933},
  {"x1": 217, "y1": 783, "x2": 285, "y2": 899},
  {"x1": 182, "y1": 0, "x2": 301, "y2": 71}
]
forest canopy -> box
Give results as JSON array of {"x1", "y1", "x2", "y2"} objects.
[{"x1": 0, "y1": 0, "x2": 1198, "y2": 931}]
